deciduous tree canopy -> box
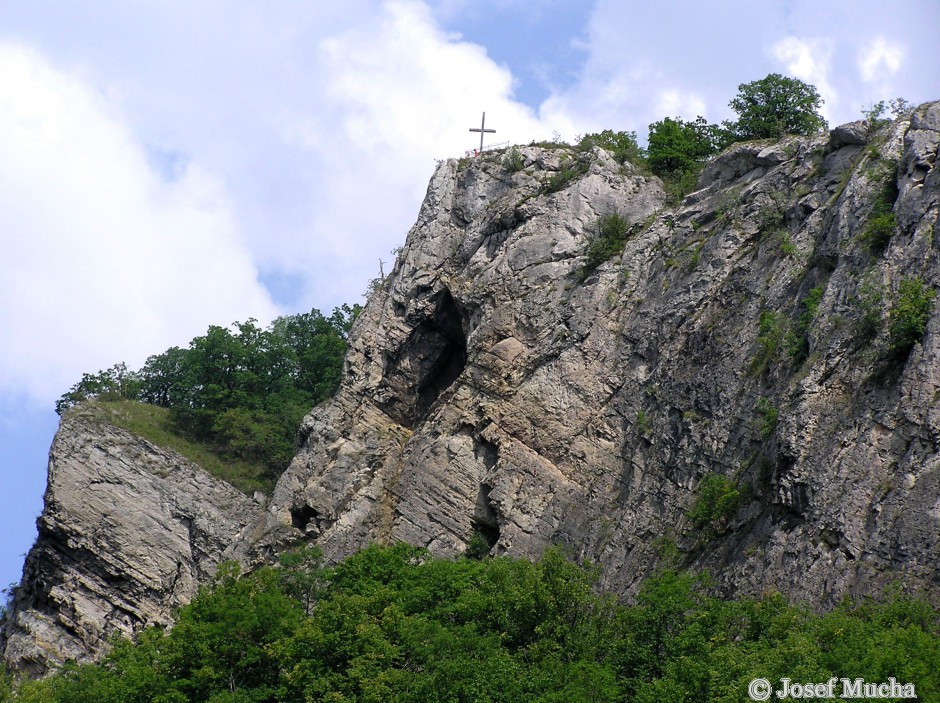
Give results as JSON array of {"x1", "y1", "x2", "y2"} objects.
[
  {"x1": 56, "y1": 305, "x2": 358, "y2": 482},
  {"x1": 4, "y1": 545, "x2": 938, "y2": 702},
  {"x1": 727, "y1": 73, "x2": 827, "y2": 140}
]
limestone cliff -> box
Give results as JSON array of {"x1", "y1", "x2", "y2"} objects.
[
  {"x1": 252, "y1": 103, "x2": 940, "y2": 604},
  {"x1": 4, "y1": 104, "x2": 940, "y2": 675},
  {"x1": 0, "y1": 405, "x2": 263, "y2": 676}
]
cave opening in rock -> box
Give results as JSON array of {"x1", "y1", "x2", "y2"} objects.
[
  {"x1": 380, "y1": 288, "x2": 469, "y2": 428},
  {"x1": 290, "y1": 504, "x2": 318, "y2": 532},
  {"x1": 414, "y1": 290, "x2": 468, "y2": 420}
]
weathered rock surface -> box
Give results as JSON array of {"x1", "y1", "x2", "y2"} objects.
[
  {"x1": 252, "y1": 104, "x2": 940, "y2": 607},
  {"x1": 4, "y1": 104, "x2": 940, "y2": 675},
  {"x1": 0, "y1": 406, "x2": 263, "y2": 676}
]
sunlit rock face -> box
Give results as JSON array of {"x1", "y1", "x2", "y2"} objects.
[
  {"x1": 0, "y1": 408, "x2": 263, "y2": 676},
  {"x1": 253, "y1": 105, "x2": 940, "y2": 607},
  {"x1": 4, "y1": 103, "x2": 940, "y2": 675}
]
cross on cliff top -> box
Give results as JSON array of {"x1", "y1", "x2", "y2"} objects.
[{"x1": 469, "y1": 112, "x2": 496, "y2": 153}]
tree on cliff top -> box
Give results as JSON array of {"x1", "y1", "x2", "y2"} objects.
[{"x1": 726, "y1": 73, "x2": 827, "y2": 140}]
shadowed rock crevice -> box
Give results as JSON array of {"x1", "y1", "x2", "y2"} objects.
[
  {"x1": 470, "y1": 483, "x2": 500, "y2": 553},
  {"x1": 290, "y1": 505, "x2": 318, "y2": 533},
  {"x1": 378, "y1": 289, "x2": 468, "y2": 428}
]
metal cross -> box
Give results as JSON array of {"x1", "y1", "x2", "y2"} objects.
[{"x1": 469, "y1": 112, "x2": 496, "y2": 153}]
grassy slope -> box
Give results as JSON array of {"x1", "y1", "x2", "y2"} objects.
[{"x1": 80, "y1": 399, "x2": 274, "y2": 495}]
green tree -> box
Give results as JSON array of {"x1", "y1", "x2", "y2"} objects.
[
  {"x1": 278, "y1": 544, "x2": 325, "y2": 616},
  {"x1": 55, "y1": 362, "x2": 141, "y2": 414},
  {"x1": 138, "y1": 346, "x2": 188, "y2": 407},
  {"x1": 647, "y1": 116, "x2": 724, "y2": 179},
  {"x1": 163, "y1": 563, "x2": 303, "y2": 702},
  {"x1": 888, "y1": 277, "x2": 936, "y2": 360},
  {"x1": 727, "y1": 73, "x2": 827, "y2": 140},
  {"x1": 6, "y1": 546, "x2": 940, "y2": 702},
  {"x1": 56, "y1": 305, "x2": 356, "y2": 483},
  {"x1": 688, "y1": 473, "x2": 741, "y2": 533},
  {"x1": 577, "y1": 130, "x2": 644, "y2": 165}
]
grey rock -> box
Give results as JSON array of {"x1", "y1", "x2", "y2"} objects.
[
  {"x1": 698, "y1": 141, "x2": 770, "y2": 187},
  {"x1": 0, "y1": 406, "x2": 262, "y2": 676},
  {"x1": 6, "y1": 107, "x2": 940, "y2": 674},
  {"x1": 829, "y1": 120, "x2": 870, "y2": 148},
  {"x1": 256, "y1": 112, "x2": 940, "y2": 607}
]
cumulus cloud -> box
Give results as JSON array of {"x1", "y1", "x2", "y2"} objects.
[
  {"x1": 653, "y1": 90, "x2": 707, "y2": 121},
  {"x1": 858, "y1": 37, "x2": 904, "y2": 83},
  {"x1": 0, "y1": 1, "x2": 569, "y2": 410},
  {"x1": 269, "y1": 0, "x2": 554, "y2": 303},
  {"x1": 0, "y1": 43, "x2": 277, "y2": 406},
  {"x1": 771, "y1": 36, "x2": 837, "y2": 122}
]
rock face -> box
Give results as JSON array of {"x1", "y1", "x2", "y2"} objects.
[
  {"x1": 253, "y1": 104, "x2": 940, "y2": 605},
  {"x1": 4, "y1": 104, "x2": 940, "y2": 675},
  {"x1": 0, "y1": 406, "x2": 263, "y2": 676}
]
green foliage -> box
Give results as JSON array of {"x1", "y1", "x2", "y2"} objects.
[
  {"x1": 751, "y1": 310, "x2": 783, "y2": 375},
  {"x1": 164, "y1": 564, "x2": 304, "y2": 702},
  {"x1": 726, "y1": 73, "x2": 827, "y2": 140},
  {"x1": 887, "y1": 277, "x2": 936, "y2": 360},
  {"x1": 540, "y1": 154, "x2": 590, "y2": 194},
  {"x1": 6, "y1": 545, "x2": 940, "y2": 702},
  {"x1": 779, "y1": 233, "x2": 798, "y2": 257},
  {"x1": 755, "y1": 397, "x2": 779, "y2": 439},
  {"x1": 278, "y1": 544, "x2": 324, "y2": 616},
  {"x1": 862, "y1": 97, "x2": 913, "y2": 131},
  {"x1": 660, "y1": 168, "x2": 702, "y2": 204},
  {"x1": 579, "y1": 212, "x2": 631, "y2": 279},
  {"x1": 856, "y1": 277, "x2": 884, "y2": 342},
  {"x1": 864, "y1": 213, "x2": 896, "y2": 254},
  {"x1": 688, "y1": 473, "x2": 742, "y2": 533},
  {"x1": 577, "y1": 129, "x2": 644, "y2": 166},
  {"x1": 647, "y1": 116, "x2": 726, "y2": 200},
  {"x1": 635, "y1": 410, "x2": 652, "y2": 436},
  {"x1": 503, "y1": 146, "x2": 525, "y2": 173},
  {"x1": 57, "y1": 306, "x2": 357, "y2": 487},
  {"x1": 54, "y1": 363, "x2": 141, "y2": 415},
  {"x1": 786, "y1": 285, "x2": 825, "y2": 365},
  {"x1": 464, "y1": 531, "x2": 493, "y2": 559},
  {"x1": 861, "y1": 176, "x2": 899, "y2": 255}
]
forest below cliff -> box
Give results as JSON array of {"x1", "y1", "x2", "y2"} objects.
[{"x1": 2, "y1": 545, "x2": 938, "y2": 703}]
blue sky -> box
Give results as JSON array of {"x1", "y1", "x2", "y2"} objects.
[{"x1": 1, "y1": 0, "x2": 938, "y2": 594}]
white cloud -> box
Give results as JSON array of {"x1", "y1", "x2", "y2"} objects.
[
  {"x1": 858, "y1": 37, "x2": 904, "y2": 82},
  {"x1": 263, "y1": 0, "x2": 556, "y2": 303},
  {"x1": 317, "y1": 1, "x2": 543, "y2": 157},
  {"x1": 653, "y1": 90, "x2": 707, "y2": 121},
  {"x1": 0, "y1": 43, "x2": 277, "y2": 405},
  {"x1": 771, "y1": 36, "x2": 837, "y2": 122}
]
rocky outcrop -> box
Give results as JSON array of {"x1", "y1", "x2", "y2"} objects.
[
  {"x1": 252, "y1": 104, "x2": 940, "y2": 606},
  {"x1": 0, "y1": 405, "x2": 263, "y2": 676},
  {"x1": 5, "y1": 104, "x2": 940, "y2": 675}
]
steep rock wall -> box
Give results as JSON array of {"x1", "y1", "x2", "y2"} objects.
[
  {"x1": 251, "y1": 105, "x2": 940, "y2": 606},
  {"x1": 0, "y1": 406, "x2": 264, "y2": 675},
  {"x1": 4, "y1": 105, "x2": 940, "y2": 676}
]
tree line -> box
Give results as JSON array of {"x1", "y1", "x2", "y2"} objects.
[
  {"x1": 579, "y1": 73, "x2": 907, "y2": 202},
  {"x1": 56, "y1": 305, "x2": 358, "y2": 482},
  {"x1": 3, "y1": 544, "x2": 937, "y2": 702}
]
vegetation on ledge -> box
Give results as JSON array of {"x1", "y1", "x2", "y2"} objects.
[
  {"x1": 73, "y1": 400, "x2": 275, "y2": 495},
  {"x1": 3, "y1": 545, "x2": 937, "y2": 702},
  {"x1": 56, "y1": 305, "x2": 358, "y2": 490}
]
